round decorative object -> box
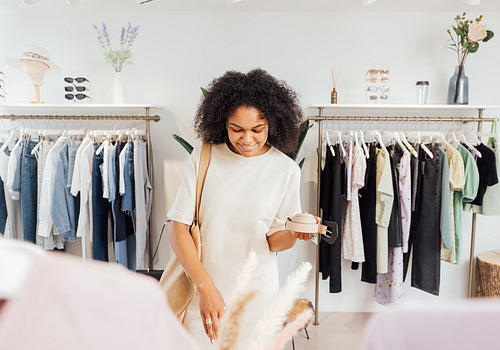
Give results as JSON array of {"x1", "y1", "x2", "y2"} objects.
[{"x1": 285, "y1": 213, "x2": 323, "y2": 233}]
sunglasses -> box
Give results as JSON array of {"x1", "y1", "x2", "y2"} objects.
[
  {"x1": 65, "y1": 85, "x2": 89, "y2": 92},
  {"x1": 64, "y1": 77, "x2": 89, "y2": 84},
  {"x1": 65, "y1": 93, "x2": 91, "y2": 101},
  {"x1": 367, "y1": 86, "x2": 390, "y2": 93}
]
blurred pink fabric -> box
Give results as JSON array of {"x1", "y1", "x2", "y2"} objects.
[
  {"x1": 0, "y1": 252, "x2": 200, "y2": 350},
  {"x1": 361, "y1": 300, "x2": 500, "y2": 350}
]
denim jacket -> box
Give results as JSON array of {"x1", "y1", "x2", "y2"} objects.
[{"x1": 51, "y1": 141, "x2": 78, "y2": 241}]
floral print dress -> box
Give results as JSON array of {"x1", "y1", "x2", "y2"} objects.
[{"x1": 376, "y1": 149, "x2": 411, "y2": 305}]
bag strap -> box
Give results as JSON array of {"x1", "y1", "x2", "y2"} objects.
[
  {"x1": 194, "y1": 142, "x2": 212, "y2": 226},
  {"x1": 147, "y1": 143, "x2": 212, "y2": 271}
]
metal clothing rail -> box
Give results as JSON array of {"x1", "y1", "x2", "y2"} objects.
[
  {"x1": 0, "y1": 114, "x2": 160, "y2": 121},
  {"x1": 0, "y1": 108, "x2": 161, "y2": 269},
  {"x1": 308, "y1": 105, "x2": 495, "y2": 326}
]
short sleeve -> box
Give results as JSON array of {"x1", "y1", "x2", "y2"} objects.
[
  {"x1": 167, "y1": 147, "x2": 202, "y2": 226},
  {"x1": 353, "y1": 147, "x2": 367, "y2": 189},
  {"x1": 462, "y1": 148, "x2": 480, "y2": 202},
  {"x1": 267, "y1": 165, "x2": 302, "y2": 236},
  {"x1": 449, "y1": 149, "x2": 465, "y2": 191}
]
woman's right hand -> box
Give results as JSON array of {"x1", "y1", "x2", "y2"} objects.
[{"x1": 198, "y1": 282, "x2": 226, "y2": 344}]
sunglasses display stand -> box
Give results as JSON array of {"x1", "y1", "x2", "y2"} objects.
[
  {"x1": 64, "y1": 76, "x2": 92, "y2": 102},
  {"x1": 365, "y1": 69, "x2": 390, "y2": 104},
  {"x1": 21, "y1": 59, "x2": 48, "y2": 104}
]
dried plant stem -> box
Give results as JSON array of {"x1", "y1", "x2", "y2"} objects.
[
  {"x1": 265, "y1": 309, "x2": 314, "y2": 350},
  {"x1": 216, "y1": 289, "x2": 258, "y2": 350}
]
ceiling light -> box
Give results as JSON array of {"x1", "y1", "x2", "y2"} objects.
[
  {"x1": 225, "y1": 0, "x2": 242, "y2": 5},
  {"x1": 462, "y1": 0, "x2": 481, "y2": 5},
  {"x1": 361, "y1": 0, "x2": 376, "y2": 5},
  {"x1": 66, "y1": 0, "x2": 85, "y2": 5},
  {"x1": 20, "y1": 0, "x2": 39, "y2": 5}
]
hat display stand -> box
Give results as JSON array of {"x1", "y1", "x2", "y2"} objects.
[
  {"x1": 7, "y1": 45, "x2": 60, "y2": 104},
  {"x1": 22, "y1": 59, "x2": 48, "y2": 104}
]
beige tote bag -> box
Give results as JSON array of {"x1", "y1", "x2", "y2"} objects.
[{"x1": 159, "y1": 142, "x2": 212, "y2": 322}]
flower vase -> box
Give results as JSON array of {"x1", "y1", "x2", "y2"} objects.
[
  {"x1": 447, "y1": 65, "x2": 469, "y2": 105},
  {"x1": 113, "y1": 71, "x2": 125, "y2": 104}
]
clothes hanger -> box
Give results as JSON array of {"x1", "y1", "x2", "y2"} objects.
[
  {"x1": 323, "y1": 130, "x2": 335, "y2": 156},
  {"x1": 0, "y1": 238, "x2": 46, "y2": 299},
  {"x1": 450, "y1": 131, "x2": 460, "y2": 146},
  {"x1": 337, "y1": 131, "x2": 346, "y2": 157},
  {"x1": 0, "y1": 129, "x2": 17, "y2": 153},
  {"x1": 376, "y1": 130, "x2": 387, "y2": 152},
  {"x1": 31, "y1": 129, "x2": 61, "y2": 156},
  {"x1": 381, "y1": 131, "x2": 408, "y2": 153},
  {"x1": 461, "y1": 131, "x2": 482, "y2": 158},
  {"x1": 405, "y1": 131, "x2": 433, "y2": 158},
  {"x1": 359, "y1": 130, "x2": 369, "y2": 159},
  {"x1": 399, "y1": 132, "x2": 418, "y2": 158}
]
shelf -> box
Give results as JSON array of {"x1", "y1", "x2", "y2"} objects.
[
  {"x1": 0, "y1": 104, "x2": 163, "y2": 120},
  {"x1": 0, "y1": 104, "x2": 162, "y2": 113},
  {"x1": 0, "y1": 104, "x2": 162, "y2": 109},
  {"x1": 308, "y1": 104, "x2": 500, "y2": 118}
]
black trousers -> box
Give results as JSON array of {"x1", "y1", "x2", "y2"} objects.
[
  {"x1": 359, "y1": 143, "x2": 377, "y2": 283},
  {"x1": 411, "y1": 145, "x2": 442, "y2": 295}
]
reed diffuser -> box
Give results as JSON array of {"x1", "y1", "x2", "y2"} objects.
[{"x1": 331, "y1": 69, "x2": 337, "y2": 104}]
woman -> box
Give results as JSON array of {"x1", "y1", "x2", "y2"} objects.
[{"x1": 168, "y1": 68, "x2": 313, "y2": 348}]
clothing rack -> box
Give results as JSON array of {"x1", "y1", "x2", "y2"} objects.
[
  {"x1": 308, "y1": 104, "x2": 499, "y2": 326},
  {"x1": 0, "y1": 105, "x2": 161, "y2": 269}
]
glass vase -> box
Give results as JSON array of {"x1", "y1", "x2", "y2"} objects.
[{"x1": 447, "y1": 65, "x2": 468, "y2": 105}]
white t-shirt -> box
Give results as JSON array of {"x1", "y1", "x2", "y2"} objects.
[{"x1": 167, "y1": 143, "x2": 301, "y2": 348}]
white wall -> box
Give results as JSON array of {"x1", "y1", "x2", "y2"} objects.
[{"x1": 1, "y1": 10, "x2": 500, "y2": 312}]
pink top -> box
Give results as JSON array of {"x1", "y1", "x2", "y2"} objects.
[
  {"x1": 0, "y1": 253, "x2": 200, "y2": 350},
  {"x1": 361, "y1": 301, "x2": 500, "y2": 350}
]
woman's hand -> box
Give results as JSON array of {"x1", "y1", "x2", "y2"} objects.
[
  {"x1": 295, "y1": 216, "x2": 321, "y2": 241},
  {"x1": 198, "y1": 282, "x2": 226, "y2": 344}
]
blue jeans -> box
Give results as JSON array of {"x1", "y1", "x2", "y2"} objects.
[
  {"x1": 111, "y1": 141, "x2": 134, "y2": 242},
  {"x1": 20, "y1": 140, "x2": 37, "y2": 243},
  {"x1": 92, "y1": 143, "x2": 110, "y2": 262},
  {"x1": 114, "y1": 234, "x2": 137, "y2": 271}
]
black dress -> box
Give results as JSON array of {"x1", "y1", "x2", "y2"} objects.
[{"x1": 319, "y1": 144, "x2": 342, "y2": 293}]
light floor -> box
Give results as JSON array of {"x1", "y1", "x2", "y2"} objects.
[{"x1": 286, "y1": 312, "x2": 373, "y2": 350}]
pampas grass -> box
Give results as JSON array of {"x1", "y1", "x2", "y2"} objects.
[
  {"x1": 216, "y1": 252, "x2": 258, "y2": 350},
  {"x1": 216, "y1": 289, "x2": 258, "y2": 350},
  {"x1": 229, "y1": 252, "x2": 258, "y2": 302},
  {"x1": 265, "y1": 309, "x2": 314, "y2": 350},
  {"x1": 245, "y1": 262, "x2": 312, "y2": 350}
]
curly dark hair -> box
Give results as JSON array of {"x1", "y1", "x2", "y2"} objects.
[{"x1": 194, "y1": 68, "x2": 304, "y2": 154}]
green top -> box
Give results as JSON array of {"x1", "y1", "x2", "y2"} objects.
[{"x1": 453, "y1": 144, "x2": 479, "y2": 263}]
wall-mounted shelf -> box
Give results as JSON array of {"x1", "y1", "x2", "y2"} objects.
[
  {"x1": 308, "y1": 104, "x2": 500, "y2": 120},
  {"x1": 0, "y1": 104, "x2": 162, "y2": 120}
]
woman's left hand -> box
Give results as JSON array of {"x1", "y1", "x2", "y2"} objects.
[{"x1": 295, "y1": 216, "x2": 321, "y2": 241}]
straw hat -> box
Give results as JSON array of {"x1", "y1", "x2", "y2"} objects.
[{"x1": 7, "y1": 45, "x2": 60, "y2": 74}]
